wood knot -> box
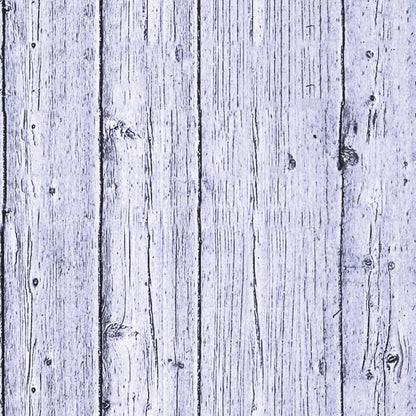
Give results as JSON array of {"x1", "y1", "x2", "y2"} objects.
[
  {"x1": 44, "y1": 358, "x2": 52, "y2": 366},
  {"x1": 362, "y1": 257, "x2": 373, "y2": 269},
  {"x1": 366, "y1": 50, "x2": 374, "y2": 59},
  {"x1": 388, "y1": 261, "x2": 395, "y2": 271},
  {"x1": 340, "y1": 146, "x2": 359, "y2": 169},
  {"x1": 106, "y1": 119, "x2": 140, "y2": 141},
  {"x1": 104, "y1": 323, "x2": 138, "y2": 339},
  {"x1": 365, "y1": 369, "x2": 374, "y2": 380},
  {"x1": 386, "y1": 353, "x2": 400, "y2": 371}
]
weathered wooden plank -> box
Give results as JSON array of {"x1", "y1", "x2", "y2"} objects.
[
  {"x1": 4, "y1": 0, "x2": 100, "y2": 414},
  {"x1": 342, "y1": 1, "x2": 416, "y2": 414},
  {"x1": 200, "y1": 0, "x2": 343, "y2": 414},
  {"x1": 101, "y1": 1, "x2": 198, "y2": 414}
]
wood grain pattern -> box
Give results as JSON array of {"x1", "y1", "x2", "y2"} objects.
[
  {"x1": 101, "y1": 0, "x2": 198, "y2": 414},
  {"x1": 0, "y1": 0, "x2": 415, "y2": 414},
  {"x1": 200, "y1": 1, "x2": 343, "y2": 414},
  {"x1": 342, "y1": 1, "x2": 416, "y2": 414},
  {"x1": 3, "y1": 0, "x2": 100, "y2": 414}
]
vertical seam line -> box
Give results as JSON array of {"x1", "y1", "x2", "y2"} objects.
[
  {"x1": 98, "y1": 0, "x2": 104, "y2": 414},
  {"x1": 196, "y1": 0, "x2": 202, "y2": 413},
  {"x1": 338, "y1": 0, "x2": 346, "y2": 415},
  {"x1": 1, "y1": 1, "x2": 6, "y2": 414}
]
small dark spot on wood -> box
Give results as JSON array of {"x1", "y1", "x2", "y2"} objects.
[
  {"x1": 369, "y1": 95, "x2": 376, "y2": 102},
  {"x1": 313, "y1": 134, "x2": 317, "y2": 139},
  {"x1": 49, "y1": 187, "x2": 55, "y2": 195},
  {"x1": 362, "y1": 257, "x2": 373, "y2": 268},
  {"x1": 31, "y1": 124, "x2": 36, "y2": 129},
  {"x1": 31, "y1": 387, "x2": 36, "y2": 393},
  {"x1": 404, "y1": 161, "x2": 408, "y2": 167},
  {"x1": 288, "y1": 153, "x2": 296, "y2": 170},
  {"x1": 366, "y1": 369, "x2": 374, "y2": 380},
  {"x1": 176, "y1": 361, "x2": 184, "y2": 369},
  {"x1": 31, "y1": 42, "x2": 36, "y2": 48},
  {"x1": 340, "y1": 146, "x2": 359, "y2": 168},
  {"x1": 167, "y1": 358, "x2": 172, "y2": 362},
  {"x1": 44, "y1": 358, "x2": 52, "y2": 366},
  {"x1": 388, "y1": 261, "x2": 395, "y2": 271},
  {"x1": 318, "y1": 358, "x2": 326, "y2": 375},
  {"x1": 353, "y1": 121, "x2": 358, "y2": 134},
  {"x1": 175, "y1": 45, "x2": 183, "y2": 62},
  {"x1": 32, "y1": 278, "x2": 39, "y2": 287},
  {"x1": 102, "y1": 400, "x2": 110, "y2": 410},
  {"x1": 3, "y1": 208, "x2": 11, "y2": 215},
  {"x1": 366, "y1": 50, "x2": 374, "y2": 59},
  {"x1": 404, "y1": 178, "x2": 409, "y2": 186}
]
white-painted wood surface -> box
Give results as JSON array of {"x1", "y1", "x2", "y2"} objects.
[
  {"x1": 342, "y1": 1, "x2": 416, "y2": 414},
  {"x1": 200, "y1": 1, "x2": 342, "y2": 414},
  {"x1": 101, "y1": 1, "x2": 198, "y2": 414},
  {"x1": 4, "y1": 0, "x2": 100, "y2": 414},
  {"x1": 1, "y1": 0, "x2": 415, "y2": 415}
]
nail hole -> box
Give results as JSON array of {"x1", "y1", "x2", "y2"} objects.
[
  {"x1": 32, "y1": 278, "x2": 39, "y2": 287},
  {"x1": 31, "y1": 42, "x2": 36, "y2": 48},
  {"x1": 31, "y1": 387, "x2": 36, "y2": 393},
  {"x1": 370, "y1": 95, "x2": 376, "y2": 102}
]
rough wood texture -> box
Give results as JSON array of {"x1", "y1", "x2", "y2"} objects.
[
  {"x1": 101, "y1": 0, "x2": 198, "y2": 414},
  {"x1": 3, "y1": 0, "x2": 100, "y2": 414},
  {"x1": 1, "y1": 0, "x2": 416, "y2": 414},
  {"x1": 200, "y1": 1, "x2": 343, "y2": 414},
  {"x1": 342, "y1": 1, "x2": 416, "y2": 414}
]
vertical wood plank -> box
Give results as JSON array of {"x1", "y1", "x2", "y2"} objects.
[
  {"x1": 4, "y1": 0, "x2": 100, "y2": 414},
  {"x1": 200, "y1": 0, "x2": 343, "y2": 414},
  {"x1": 342, "y1": 1, "x2": 416, "y2": 414},
  {"x1": 101, "y1": 1, "x2": 198, "y2": 414}
]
